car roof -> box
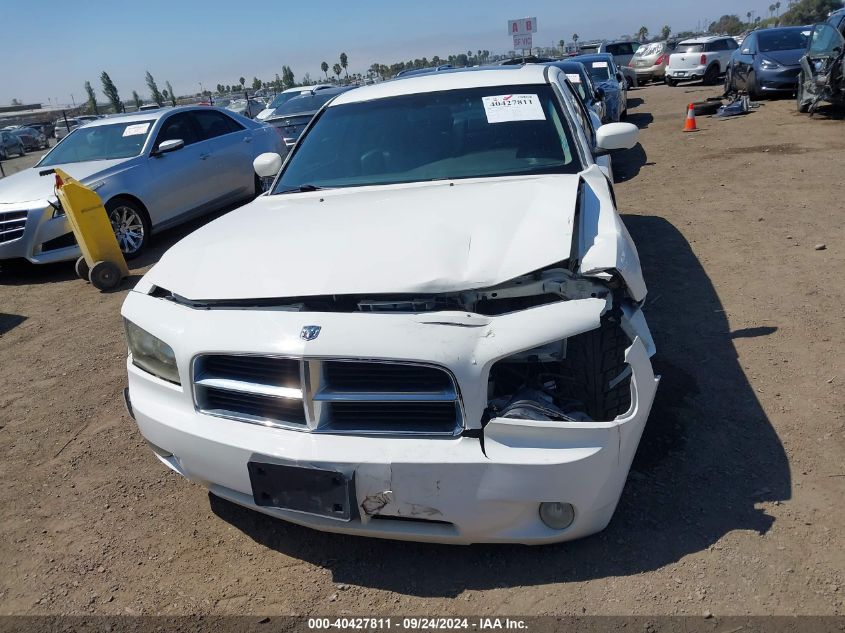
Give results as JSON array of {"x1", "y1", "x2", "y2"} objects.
[
  {"x1": 77, "y1": 106, "x2": 241, "y2": 127},
  {"x1": 545, "y1": 60, "x2": 588, "y2": 73},
  {"x1": 678, "y1": 36, "x2": 730, "y2": 44},
  {"x1": 572, "y1": 53, "x2": 615, "y2": 63},
  {"x1": 332, "y1": 65, "x2": 550, "y2": 105}
]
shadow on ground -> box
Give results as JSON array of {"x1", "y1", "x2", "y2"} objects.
[
  {"x1": 210, "y1": 189, "x2": 790, "y2": 595},
  {"x1": 627, "y1": 97, "x2": 644, "y2": 108},
  {"x1": 626, "y1": 112, "x2": 654, "y2": 129},
  {"x1": 0, "y1": 313, "x2": 26, "y2": 335},
  {"x1": 613, "y1": 143, "x2": 649, "y2": 183}
]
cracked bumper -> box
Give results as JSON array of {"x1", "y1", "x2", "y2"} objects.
[{"x1": 123, "y1": 292, "x2": 658, "y2": 544}]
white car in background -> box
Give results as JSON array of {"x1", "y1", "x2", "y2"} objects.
[
  {"x1": 122, "y1": 66, "x2": 658, "y2": 545},
  {"x1": 54, "y1": 118, "x2": 81, "y2": 140},
  {"x1": 255, "y1": 85, "x2": 333, "y2": 121},
  {"x1": 665, "y1": 36, "x2": 739, "y2": 86}
]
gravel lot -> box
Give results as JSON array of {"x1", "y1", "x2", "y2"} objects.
[{"x1": 0, "y1": 84, "x2": 843, "y2": 617}]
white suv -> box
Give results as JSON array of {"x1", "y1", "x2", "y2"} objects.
[
  {"x1": 665, "y1": 36, "x2": 739, "y2": 86},
  {"x1": 122, "y1": 66, "x2": 658, "y2": 545}
]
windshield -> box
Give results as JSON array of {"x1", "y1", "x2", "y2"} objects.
[
  {"x1": 635, "y1": 42, "x2": 664, "y2": 57},
  {"x1": 12, "y1": 128, "x2": 37, "y2": 136},
  {"x1": 273, "y1": 92, "x2": 340, "y2": 117},
  {"x1": 55, "y1": 119, "x2": 78, "y2": 127},
  {"x1": 586, "y1": 61, "x2": 611, "y2": 81},
  {"x1": 268, "y1": 91, "x2": 310, "y2": 109},
  {"x1": 758, "y1": 29, "x2": 809, "y2": 52},
  {"x1": 39, "y1": 120, "x2": 155, "y2": 166},
  {"x1": 273, "y1": 84, "x2": 580, "y2": 193},
  {"x1": 809, "y1": 24, "x2": 844, "y2": 55},
  {"x1": 678, "y1": 43, "x2": 704, "y2": 53}
]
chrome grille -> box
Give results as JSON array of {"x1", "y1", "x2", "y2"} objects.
[
  {"x1": 0, "y1": 211, "x2": 27, "y2": 244},
  {"x1": 192, "y1": 355, "x2": 462, "y2": 435}
]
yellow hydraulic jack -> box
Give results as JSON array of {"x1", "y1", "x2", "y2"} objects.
[{"x1": 47, "y1": 167, "x2": 129, "y2": 291}]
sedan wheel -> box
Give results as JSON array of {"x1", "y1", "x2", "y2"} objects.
[
  {"x1": 796, "y1": 70, "x2": 810, "y2": 113},
  {"x1": 107, "y1": 200, "x2": 149, "y2": 259}
]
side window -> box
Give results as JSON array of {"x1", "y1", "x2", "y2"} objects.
[
  {"x1": 727, "y1": 38, "x2": 739, "y2": 49},
  {"x1": 618, "y1": 43, "x2": 634, "y2": 55},
  {"x1": 606, "y1": 44, "x2": 619, "y2": 55},
  {"x1": 192, "y1": 110, "x2": 244, "y2": 141},
  {"x1": 154, "y1": 113, "x2": 199, "y2": 148}
]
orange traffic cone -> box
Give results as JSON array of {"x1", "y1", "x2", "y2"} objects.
[{"x1": 683, "y1": 103, "x2": 698, "y2": 132}]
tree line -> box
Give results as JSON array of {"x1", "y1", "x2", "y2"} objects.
[
  {"x1": 83, "y1": 71, "x2": 178, "y2": 114},
  {"x1": 708, "y1": 0, "x2": 841, "y2": 35}
]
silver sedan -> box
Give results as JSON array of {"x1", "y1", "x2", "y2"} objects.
[{"x1": 0, "y1": 106, "x2": 285, "y2": 263}]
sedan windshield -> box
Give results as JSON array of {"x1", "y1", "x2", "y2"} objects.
[
  {"x1": 268, "y1": 91, "x2": 310, "y2": 109},
  {"x1": 758, "y1": 29, "x2": 809, "y2": 52},
  {"x1": 273, "y1": 92, "x2": 339, "y2": 117},
  {"x1": 39, "y1": 120, "x2": 155, "y2": 166},
  {"x1": 273, "y1": 84, "x2": 580, "y2": 193}
]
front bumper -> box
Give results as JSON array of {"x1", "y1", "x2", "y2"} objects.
[
  {"x1": 758, "y1": 66, "x2": 801, "y2": 92},
  {"x1": 122, "y1": 291, "x2": 658, "y2": 544},
  {"x1": 0, "y1": 204, "x2": 80, "y2": 264}
]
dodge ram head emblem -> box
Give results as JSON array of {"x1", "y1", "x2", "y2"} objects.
[{"x1": 300, "y1": 325, "x2": 321, "y2": 341}]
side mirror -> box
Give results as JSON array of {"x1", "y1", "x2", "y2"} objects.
[
  {"x1": 594, "y1": 87, "x2": 605, "y2": 101},
  {"x1": 594, "y1": 122, "x2": 639, "y2": 156},
  {"x1": 253, "y1": 152, "x2": 282, "y2": 178},
  {"x1": 616, "y1": 72, "x2": 624, "y2": 82},
  {"x1": 155, "y1": 139, "x2": 184, "y2": 155}
]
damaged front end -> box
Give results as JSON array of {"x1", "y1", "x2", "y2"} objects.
[{"x1": 798, "y1": 23, "x2": 845, "y2": 113}]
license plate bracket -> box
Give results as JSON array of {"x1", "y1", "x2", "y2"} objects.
[{"x1": 248, "y1": 462, "x2": 354, "y2": 521}]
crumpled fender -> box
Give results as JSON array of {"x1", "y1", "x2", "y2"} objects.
[{"x1": 577, "y1": 165, "x2": 648, "y2": 303}]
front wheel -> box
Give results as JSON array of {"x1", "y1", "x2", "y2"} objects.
[
  {"x1": 666, "y1": 78, "x2": 678, "y2": 87},
  {"x1": 747, "y1": 71, "x2": 761, "y2": 100},
  {"x1": 18, "y1": 144, "x2": 25, "y2": 157},
  {"x1": 106, "y1": 198, "x2": 150, "y2": 260}
]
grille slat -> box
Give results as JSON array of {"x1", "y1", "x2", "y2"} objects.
[
  {"x1": 193, "y1": 355, "x2": 461, "y2": 435},
  {"x1": 0, "y1": 210, "x2": 27, "y2": 244}
]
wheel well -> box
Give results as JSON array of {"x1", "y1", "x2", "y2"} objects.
[
  {"x1": 104, "y1": 194, "x2": 151, "y2": 230},
  {"x1": 707, "y1": 61, "x2": 720, "y2": 73}
]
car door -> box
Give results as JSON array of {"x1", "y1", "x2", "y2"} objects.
[
  {"x1": 142, "y1": 112, "x2": 225, "y2": 226},
  {"x1": 191, "y1": 109, "x2": 256, "y2": 201}
]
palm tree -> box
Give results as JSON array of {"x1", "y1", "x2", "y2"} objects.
[
  {"x1": 769, "y1": 4, "x2": 776, "y2": 18},
  {"x1": 340, "y1": 52, "x2": 349, "y2": 79},
  {"x1": 775, "y1": 1, "x2": 781, "y2": 17},
  {"x1": 321, "y1": 61, "x2": 329, "y2": 79},
  {"x1": 661, "y1": 25, "x2": 671, "y2": 39},
  {"x1": 637, "y1": 26, "x2": 649, "y2": 42},
  {"x1": 238, "y1": 77, "x2": 245, "y2": 90},
  {"x1": 572, "y1": 33, "x2": 579, "y2": 49},
  {"x1": 332, "y1": 63, "x2": 342, "y2": 82},
  {"x1": 747, "y1": 11, "x2": 752, "y2": 23}
]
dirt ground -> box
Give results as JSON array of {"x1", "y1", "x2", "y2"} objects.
[{"x1": 0, "y1": 84, "x2": 843, "y2": 617}]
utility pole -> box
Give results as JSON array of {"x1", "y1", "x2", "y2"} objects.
[{"x1": 71, "y1": 94, "x2": 76, "y2": 107}]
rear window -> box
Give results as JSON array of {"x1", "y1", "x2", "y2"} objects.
[
  {"x1": 677, "y1": 43, "x2": 704, "y2": 53},
  {"x1": 635, "y1": 42, "x2": 664, "y2": 57},
  {"x1": 273, "y1": 92, "x2": 340, "y2": 117}
]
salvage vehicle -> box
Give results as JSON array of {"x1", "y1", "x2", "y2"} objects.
[
  {"x1": 263, "y1": 86, "x2": 352, "y2": 148},
  {"x1": 796, "y1": 22, "x2": 845, "y2": 113},
  {"x1": 255, "y1": 85, "x2": 333, "y2": 121},
  {"x1": 0, "y1": 107, "x2": 284, "y2": 263},
  {"x1": 630, "y1": 40, "x2": 673, "y2": 84},
  {"x1": 11, "y1": 126, "x2": 49, "y2": 151},
  {"x1": 573, "y1": 53, "x2": 628, "y2": 120},
  {"x1": 725, "y1": 27, "x2": 809, "y2": 98},
  {"x1": 545, "y1": 60, "x2": 607, "y2": 122},
  {"x1": 665, "y1": 36, "x2": 738, "y2": 86},
  {"x1": 122, "y1": 65, "x2": 658, "y2": 545},
  {"x1": 0, "y1": 130, "x2": 26, "y2": 159}
]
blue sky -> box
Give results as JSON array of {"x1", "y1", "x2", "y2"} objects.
[{"x1": 2, "y1": 0, "x2": 788, "y2": 105}]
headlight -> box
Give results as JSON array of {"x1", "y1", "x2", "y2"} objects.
[
  {"x1": 760, "y1": 58, "x2": 780, "y2": 70},
  {"x1": 124, "y1": 319, "x2": 180, "y2": 384}
]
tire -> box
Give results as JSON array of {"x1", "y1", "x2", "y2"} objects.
[
  {"x1": 724, "y1": 67, "x2": 733, "y2": 93},
  {"x1": 18, "y1": 143, "x2": 25, "y2": 157},
  {"x1": 666, "y1": 78, "x2": 678, "y2": 87},
  {"x1": 625, "y1": 76, "x2": 633, "y2": 90},
  {"x1": 106, "y1": 197, "x2": 150, "y2": 260},
  {"x1": 0, "y1": 147, "x2": 6, "y2": 160},
  {"x1": 747, "y1": 71, "x2": 760, "y2": 100},
  {"x1": 89, "y1": 260, "x2": 122, "y2": 291},
  {"x1": 74, "y1": 256, "x2": 90, "y2": 281},
  {"x1": 703, "y1": 64, "x2": 720, "y2": 86},
  {"x1": 796, "y1": 70, "x2": 810, "y2": 113},
  {"x1": 557, "y1": 307, "x2": 633, "y2": 421}
]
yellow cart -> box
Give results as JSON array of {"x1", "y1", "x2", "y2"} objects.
[{"x1": 48, "y1": 167, "x2": 129, "y2": 291}]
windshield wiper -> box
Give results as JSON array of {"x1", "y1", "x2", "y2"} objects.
[{"x1": 281, "y1": 184, "x2": 323, "y2": 193}]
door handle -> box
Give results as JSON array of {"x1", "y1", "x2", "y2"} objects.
[{"x1": 199, "y1": 153, "x2": 210, "y2": 160}]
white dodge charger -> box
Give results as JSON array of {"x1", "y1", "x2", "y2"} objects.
[{"x1": 121, "y1": 65, "x2": 659, "y2": 544}]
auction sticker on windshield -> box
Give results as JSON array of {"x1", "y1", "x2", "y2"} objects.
[
  {"x1": 566, "y1": 73, "x2": 582, "y2": 83},
  {"x1": 123, "y1": 123, "x2": 150, "y2": 137},
  {"x1": 482, "y1": 94, "x2": 545, "y2": 123},
  {"x1": 593, "y1": 61, "x2": 608, "y2": 68}
]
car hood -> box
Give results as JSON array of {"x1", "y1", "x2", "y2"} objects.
[
  {"x1": 760, "y1": 49, "x2": 804, "y2": 66},
  {"x1": 0, "y1": 158, "x2": 130, "y2": 204},
  {"x1": 145, "y1": 175, "x2": 581, "y2": 301}
]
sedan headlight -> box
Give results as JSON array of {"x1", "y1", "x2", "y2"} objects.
[
  {"x1": 124, "y1": 319, "x2": 180, "y2": 384},
  {"x1": 760, "y1": 58, "x2": 780, "y2": 70}
]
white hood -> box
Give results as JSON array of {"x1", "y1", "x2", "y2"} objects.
[
  {"x1": 146, "y1": 175, "x2": 581, "y2": 301},
  {"x1": 0, "y1": 159, "x2": 129, "y2": 205}
]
